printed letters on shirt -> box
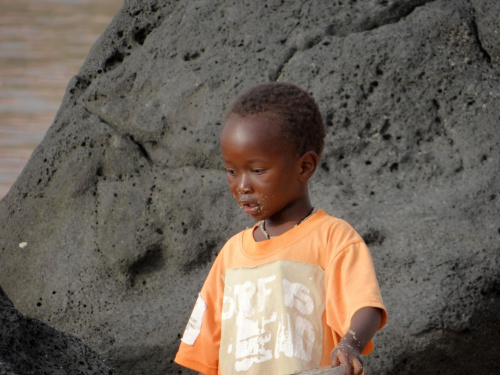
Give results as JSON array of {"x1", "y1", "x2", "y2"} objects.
[
  {"x1": 181, "y1": 294, "x2": 207, "y2": 345},
  {"x1": 219, "y1": 260, "x2": 325, "y2": 375}
]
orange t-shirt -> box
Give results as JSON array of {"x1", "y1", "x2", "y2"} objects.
[{"x1": 175, "y1": 210, "x2": 387, "y2": 375}]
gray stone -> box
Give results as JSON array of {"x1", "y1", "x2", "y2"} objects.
[
  {"x1": 0, "y1": 0, "x2": 499, "y2": 374},
  {"x1": 0, "y1": 286, "x2": 113, "y2": 375}
]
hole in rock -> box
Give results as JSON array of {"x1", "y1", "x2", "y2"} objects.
[
  {"x1": 128, "y1": 244, "x2": 165, "y2": 287},
  {"x1": 362, "y1": 229, "x2": 385, "y2": 246}
]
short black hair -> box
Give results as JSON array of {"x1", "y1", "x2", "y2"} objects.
[{"x1": 227, "y1": 82, "x2": 326, "y2": 157}]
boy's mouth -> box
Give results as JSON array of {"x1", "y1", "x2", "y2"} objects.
[{"x1": 238, "y1": 201, "x2": 261, "y2": 215}]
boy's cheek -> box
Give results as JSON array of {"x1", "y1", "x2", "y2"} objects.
[
  {"x1": 230, "y1": 190, "x2": 239, "y2": 203},
  {"x1": 227, "y1": 182, "x2": 237, "y2": 193}
]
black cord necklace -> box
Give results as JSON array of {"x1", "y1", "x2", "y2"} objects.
[{"x1": 260, "y1": 207, "x2": 316, "y2": 240}]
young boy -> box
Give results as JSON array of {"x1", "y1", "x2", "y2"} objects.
[{"x1": 174, "y1": 83, "x2": 387, "y2": 375}]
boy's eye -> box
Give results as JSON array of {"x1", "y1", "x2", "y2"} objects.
[
  {"x1": 225, "y1": 168, "x2": 236, "y2": 176},
  {"x1": 252, "y1": 168, "x2": 265, "y2": 174}
]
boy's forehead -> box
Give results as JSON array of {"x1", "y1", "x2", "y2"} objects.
[
  {"x1": 221, "y1": 113, "x2": 295, "y2": 157},
  {"x1": 222, "y1": 113, "x2": 281, "y2": 137}
]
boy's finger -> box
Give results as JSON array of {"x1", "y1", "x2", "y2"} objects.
[
  {"x1": 351, "y1": 356, "x2": 363, "y2": 375},
  {"x1": 343, "y1": 353, "x2": 364, "y2": 375},
  {"x1": 341, "y1": 361, "x2": 353, "y2": 375},
  {"x1": 329, "y1": 349, "x2": 340, "y2": 367},
  {"x1": 338, "y1": 353, "x2": 353, "y2": 375}
]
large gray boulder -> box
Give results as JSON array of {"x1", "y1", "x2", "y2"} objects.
[
  {"x1": 0, "y1": 0, "x2": 499, "y2": 374},
  {"x1": 0, "y1": 286, "x2": 113, "y2": 374}
]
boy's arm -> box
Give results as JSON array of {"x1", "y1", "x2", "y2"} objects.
[{"x1": 330, "y1": 306, "x2": 383, "y2": 375}]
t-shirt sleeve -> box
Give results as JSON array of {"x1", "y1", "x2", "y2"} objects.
[
  {"x1": 174, "y1": 254, "x2": 226, "y2": 375},
  {"x1": 324, "y1": 224, "x2": 387, "y2": 355}
]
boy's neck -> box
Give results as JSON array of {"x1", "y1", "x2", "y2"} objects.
[{"x1": 254, "y1": 196, "x2": 314, "y2": 241}]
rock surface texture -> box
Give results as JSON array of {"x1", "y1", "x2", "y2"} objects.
[
  {"x1": 0, "y1": 286, "x2": 112, "y2": 374},
  {"x1": 1, "y1": 0, "x2": 499, "y2": 374}
]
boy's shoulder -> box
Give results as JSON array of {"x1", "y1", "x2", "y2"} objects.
[
  {"x1": 220, "y1": 224, "x2": 252, "y2": 246},
  {"x1": 314, "y1": 209, "x2": 360, "y2": 228},
  {"x1": 314, "y1": 210, "x2": 365, "y2": 243}
]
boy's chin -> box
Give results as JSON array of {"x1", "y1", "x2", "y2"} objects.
[
  {"x1": 245, "y1": 211, "x2": 269, "y2": 222},
  {"x1": 247, "y1": 212, "x2": 265, "y2": 221}
]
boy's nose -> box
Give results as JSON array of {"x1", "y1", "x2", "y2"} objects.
[{"x1": 237, "y1": 174, "x2": 252, "y2": 193}]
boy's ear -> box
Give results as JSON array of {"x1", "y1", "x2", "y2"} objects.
[{"x1": 297, "y1": 151, "x2": 319, "y2": 182}]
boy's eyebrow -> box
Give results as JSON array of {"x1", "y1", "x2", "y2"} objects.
[
  {"x1": 222, "y1": 157, "x2": 271, "y2": 164},
  {"x1": 247, "y1": 158, "x2": 271, "y2": 163}
]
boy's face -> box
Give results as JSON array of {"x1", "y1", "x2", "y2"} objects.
[{"x1": 220, "y1": 113, "x2": 306, "y2": 221}]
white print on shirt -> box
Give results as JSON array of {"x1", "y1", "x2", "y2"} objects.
[
  {"x1": 181, "y1": 294, "x2": 206, "y2": 345},
  {"x1": 283, "y1": 279, "x2": 314, "y2": 315},
  {"x1": 220, "y1": 260, "x2": 325, "y2": 375}
]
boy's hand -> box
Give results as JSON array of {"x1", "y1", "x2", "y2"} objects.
[
  {"x1": 330, "y1": 306, "x2": 383, "y2": 375},
  {"x1": 330, "y1": 342, "x2": 363, "y2": 375}
]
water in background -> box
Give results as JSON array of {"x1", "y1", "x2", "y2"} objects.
[{"x1": 0, "y1": 0, "x2": 123, "y2": 199}]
